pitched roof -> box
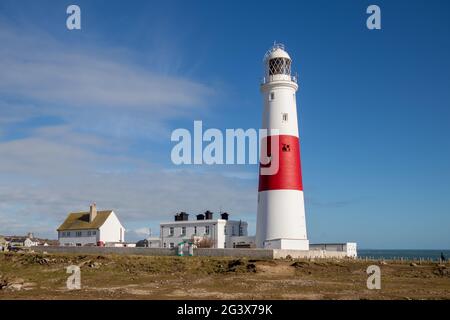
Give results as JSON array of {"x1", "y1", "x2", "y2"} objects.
[{"x1": 57, "y1": 211, "x2": 113, "y2": 231}]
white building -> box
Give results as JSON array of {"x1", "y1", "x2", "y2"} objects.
[
  {"x1": 57, "y1": 204, "x2": 125, "y2": 246},
  {"x1": 160, "y1": 211, "x2": 253, "y2": 249},
  {"x1": 309, "y1": 243, "x2": 358, "y2": 258},
  {"x1": 136, "y1": 237, "x2": 161, "y2": 248},
  {"x1": 6, "y1": 237, "x2": 39, "y2": 247}
]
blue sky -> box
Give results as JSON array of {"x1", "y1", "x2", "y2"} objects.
[{"x1": 0, "y1": 0, "x2": 449, "y2": 248}]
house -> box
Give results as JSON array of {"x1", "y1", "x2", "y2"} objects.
[
  {"x1": 57, "y1": 203, "x2": 125, "y2": 246},
  {"x1": 6, "y1": 236, "x2": 39, "y2": 247},
  {"x1": 309, "y1": 243, "x2": 358, "y2": 258},
  {"x1": 160, "y1": 211, "x2": 253, "y2": 249},
  {"x1": 136, "y1": 237, "x2": 161, "y2": 248}
]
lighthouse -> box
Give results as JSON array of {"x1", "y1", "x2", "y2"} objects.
[{"x1": 256, "y1": 44, "x2": 309, "y2": 250}]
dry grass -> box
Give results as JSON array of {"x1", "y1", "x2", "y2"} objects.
[{"x1": 0, "y1": 252, "x2": 449, "y2": 300}]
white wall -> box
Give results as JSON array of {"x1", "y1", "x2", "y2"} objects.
[
  {"x1": 309, "y1": 243, "x2": 358, "y2": 258},
  {"x1": 99, "y1": 211, "x2": 125, "y2": 243},
  {"x1": 228, "y1": 236, "x2": 256, "y2": 248}
]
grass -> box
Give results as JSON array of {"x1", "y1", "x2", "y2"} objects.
[{"x1": 0, "y1": 252, "x2": 449, "y2": 300}]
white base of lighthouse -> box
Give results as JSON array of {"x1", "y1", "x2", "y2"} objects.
[
  {"x1": 263, "y1": 238, "x2": 309, "y2": 250},
  {"x1": 256, "y1": 190, "x2": 308, "y2": 250}
]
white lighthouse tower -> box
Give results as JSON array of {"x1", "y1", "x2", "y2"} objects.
[{"x1": 256, "y1": 44, "x2": 309, "y2": 250}]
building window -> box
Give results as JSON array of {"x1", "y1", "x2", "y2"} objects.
[
  {"x1": 66, "y1": 232, "x2": 71, "y2": 237},
  {"x1": 181, "y1": 227, "x2": 186, "y2": 236},
  {"x1": 76, "y1": 231, "x2": 82, "y2": 237},
  {"x1": 169, "y1": 227, "x2": 174, "y2": 236},
  {"x1": 163, "y1": 242, "x2": 167, "y2": 248},
  {"x1": 239, "y1": 225, "x2": 244, "y2": 236},
  {"x1": 270, "y1": 92, "x2": 275, "y2": 100},
  {"x1": 93, "y1": 231, "x2": 96, "y2": 235},
  {"x1": 194, "y1": 226, "x2": 197, "y2": 235},
  {"x1": 170, "y1": 243, "x2": 174, "y2": 248},
  {"x1": 224, "y1": 242, "x2": 226, "y2": 248},
  {"x1": 61, "y1": 232, "x2": 65, "y2": 237},
  {"x1": 282, "y1": 113, "x2": 288, "y2": 123},
  {"x1": 224, "y1": 227, "x2": 227, "y2": 235},
  {"x1": 205, "y1": 226, "x2": 210, "y2": 235},
  {"x1": 232, "y1": 226, "x2": 236, "y2": 236},
  {"x1": 87, "y1": 231, "x2": 91, "y2": 236}
]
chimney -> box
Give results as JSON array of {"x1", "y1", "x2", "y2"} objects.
[
  {"x1": 221, "y1": 212, "x2": 229, "y2": 220},
  {"x1": 205, "y1": 210, "x2": 213, "y2": 220},
  {"x1": 179, "y1": 212, "x2": 189, "y2": 221},
  {"x1": 89, "y1": 203, "x2": 97, "y2": 223}
]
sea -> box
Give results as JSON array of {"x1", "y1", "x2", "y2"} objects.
[{"x1": 357, "y1": 249, "x2": 450, "y2": 261}]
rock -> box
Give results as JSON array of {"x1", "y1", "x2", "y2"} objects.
[
  {"x1": 78, "y1": 260, "x2": 92, "y2": 267},
  {"x1": 433, "y1": 266, "x2": 449, "y2": 277},
  {"x1": 6, "y1": 283, "x2": 23, "y2": 291},
  {"x1": 89, "y1": 262, "x2": 101, "y2": 268},
  {"x1": 227, "y1": 259, "x2": 244, "y2": 272},
  {"x1": 291, "y1": 261, "x2": 309, "y2": 268},
  {"x1": 285, "y1": 255, "x2": 293, "y2": 261},
  {"x1": 410, "y1": 262, "x2": 418, "y2": 267},
  {"x1": 380, "y1": 261, "x2": 388, "y2": 265},
  {"x1": 246, "y1": 263, "x2": 257, "y2": 273},
  {"x1": 0, "y1": 278, "x2": 8, "y2": 290},
  {"x1": 0, "y1": 277, "x2": 24, "y2": 291}
]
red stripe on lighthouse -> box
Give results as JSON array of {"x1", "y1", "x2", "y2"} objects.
[{"x1": 258, "y1": 135, "x2": 303, "y2": 191}]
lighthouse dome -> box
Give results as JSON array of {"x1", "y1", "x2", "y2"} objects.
[
  {"x1": 264, "y1": 44, "x2": 291, "y2": 61},
  {"x1": 263, "y1": 43, "x2": 292, "y2": 79}
]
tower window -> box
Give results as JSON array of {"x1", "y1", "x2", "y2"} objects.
[
  {"x1": 282, "y1": 113, "x2": 288, "y2": 122},
  {"x1": 270, "y1": 92, "x2": 275, "y2": 100},
  {"x1": 268, "y1": 57, "x2": 291, "y2": 75}
]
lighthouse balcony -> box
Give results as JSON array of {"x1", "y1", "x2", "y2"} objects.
[{"x1": 261, "y1": 74, "x2": 298, "y2": 85}]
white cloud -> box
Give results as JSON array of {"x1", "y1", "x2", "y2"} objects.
[{"x1": 0, "y1": 24, "x2": 215, "y2": 139}]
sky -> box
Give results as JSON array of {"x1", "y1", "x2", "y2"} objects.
[{"x1": 0, "y1": 0, "x2": 449, "y2": 249}]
